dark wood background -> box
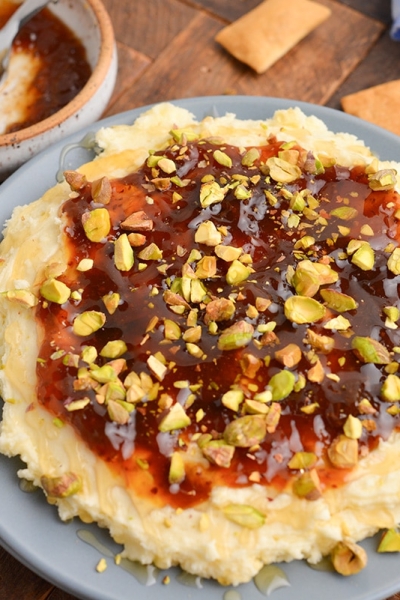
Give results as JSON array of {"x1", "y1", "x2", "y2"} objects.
[{"x1": 1, "y1": 0, "x2": 400, "y2": 598}]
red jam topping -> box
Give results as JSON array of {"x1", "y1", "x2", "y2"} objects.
[
  {"x1": 0, "y1": 3, "x2": 91, "y2": 134},
  {"x1": 35, "y1": 136, "x2": 400, "y2": 508}
]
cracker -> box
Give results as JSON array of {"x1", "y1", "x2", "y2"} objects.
[
  {"x1": 215, "y1": 0, "x2": 331, "y2": 74},
  {"x1": 341, "y1": 80, "x2": 400, "y2": 136}
]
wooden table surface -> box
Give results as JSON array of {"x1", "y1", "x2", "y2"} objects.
[{"x1": 1, "y1": 0, "x2": 400, "y2": 598}]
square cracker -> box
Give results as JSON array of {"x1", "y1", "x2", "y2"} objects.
[
  {"x1": 215, "y1": 0, "x2": 331, "y2": 74},
  {"x1": 341, "y1": 80, "x2": 400, "y2": 136}
]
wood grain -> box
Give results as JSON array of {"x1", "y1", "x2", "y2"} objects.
[{"x1": 105, "y1": 0, "x2": 384, "y2": 115}]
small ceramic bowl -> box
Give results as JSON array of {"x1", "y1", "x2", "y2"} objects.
[{"x1": 0, "y1": 0, "x2": 118, "y2": 180}]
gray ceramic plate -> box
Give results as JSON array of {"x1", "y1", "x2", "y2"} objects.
[{"x1": 1, "y1": 96, "x2": 400, "y2": 600}]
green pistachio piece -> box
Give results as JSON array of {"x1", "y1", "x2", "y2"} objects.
[
  {"x1": 241, "y1": 148, "x2": 261, "y2": 167},
  {"x1": 383, "y1": 306, "x2": 400, "y2": 322},
  {"x1": 221, "y1": 389, "x2": 244, "y2": 411},
  {"x1": 292, "y1": 469, "x2": 322, "y2": 501},
  {"x1": 2, "y1": 289, "x2": 38, "y2": 307},
  {"x1": 380, "y1": 373, "x2": 400, "y2": 401},
  {"x1": 268, "y1": 369, "x2": 295, "y2": 401},
  {"x1": 331, "y1": 541, "x2": 367, "y2": 576},
  {"x1": 107, "y1": 399, "x2": 131, "y2": 424},
  {"x1": 368, "y1": 169, "x2": 397, "y2": 191},
  {"x1": 169, "y1": 452, "x2": 185, "y2": 484},
  {"x1": 226, "y1": 259, "x2": 252, "y2": 285},
  {"x1": 284, "y1": 295, "x2": 326, "y2": 324},
  {"x1": 202, "y1": 440, "x2": 235, "y2": 468},
  {"x1": 190, "y1": 279, "x2": 207, "y2": 303},
  {"x1": 41, "y1": 472, "x2": 81, "y2": 499},
  {"x1": 288, "y1": 451, "x2": 317, "y2": 470},
  {"x1": 290, "y1": 192, "x2": 306, "y2": 212},
  {"x1": 102, "y1": 292, "x2": 120, "y2": 315},
  {"x1": 323, "y1": 315, "x2": 351, "y2": 331},
  {"x1": 377, "y1": 529, "x2": 400, "y2": 552},
  {"x1": 195, "y1": 220, "x2": 222, "y2": 246},
  {"x1": 137, "y1": 242, "x2": 163, "y2": 261},
  {"x1": 351, "y1": 243, "x2": 375, "y2": 271},
  {"x1": 90, "y1": 364, "x2": 117, "y2": 383},
  {"x1": 266, "y1": 157, "x2": 301, "y2": 183},
  {"x1": 224, "y1": 414, "x2": 267, "y2": 447},
  {"x1": 343, "y1": 414, "x2": 363, "y2": 439},
  {"x1": 100, "y1": 340, "x2": 128, "y2": 359},
  {"x1": 147, "y1": 354, "x2": 168, "y2": 381},
  {"x1": 296, "y1": 260, "x2": 338, "y2": 285},
  {"x1": 215, "y1": 244, "x2": 242, "y2": 262},
  {"x1": 82, "y1": 208, "x2": 111, "y2": 242},
  {"x1": 244, "y1": 399, "x2": 269, "y2": 415},
  {"x1": 217, "y1": 320, "x2": 254, "y2": 351},
  {"x1": 306, "y1": 329, "x2": 335, "y2": 353},
  {"x1": 199, "y1": 180, "x2": 227, "y2": 208},
  {"x1": 205, "y1": 297, "x2": 235, "y2": 323},
  {"x1": 169, "y1": 127, "x2": 199, "y2": 143},
  {"x1": 91, "y1": 176, "x2": 112, "y2": 204},
  {"x1": 351, "y1": 336, "x2": 390, "y2": 364},
  {"x1": 320, "y1": 289, "x2": 358, "y2": 312},
  {"x1": 114, "y1": 233, "x2": 134, "y2": 271},
  {"x1": 158, "y1": 402, "x2": 191, "y2": 432},
  {"x1": 329, "y1": 206, "x2": 358, "y2": 221},
  {"x1": 327, "y1": 434, "x2": 358, "y2": 469},
  {"x1": 387, "y1": 247, "x2": 400, "y2": 275},
  {"x1": 164, "y1": 319, "x2": 181, "y2": 340},
  {"x1": 40, "y1": 278, "x2": 71, "y2": 304},
  {"x1": 73, "y1": 310, "x2": 106, "y2": 336},
  {"x1": 81, "y1": 345, "x2": 97, "y2": 364},
  {"x1": 292, "y1": 267, "x2": 320, "y2": 297},
  {"x1": 157, "y1": 157, "x2": 176, "y2": 174},
  {"x1": 274, "y1": 343, "x2": 302, "y2": 367},
  {"x1": 196, "y1": 255, "x2": 217, "y2": 278},
  {"x1": 222, "y1": 504, "x2": 266, "y2": 529},
  {"x1": 213, "y1": 149, "x2": 232, "y2": 168}
]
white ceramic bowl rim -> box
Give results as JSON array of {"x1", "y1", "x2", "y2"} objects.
[{"x1": 0, "y1": 0, "x2": 115, "y2": 148}]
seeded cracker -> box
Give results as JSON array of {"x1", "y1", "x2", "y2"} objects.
[
  {"x1": 1, "y1": 103, "x2": 400, "y2": 586},
  {"x1": 215, "y1": 0, "x2": 331, "y2": 74}
]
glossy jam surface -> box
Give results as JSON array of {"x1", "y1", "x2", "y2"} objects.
[
  {"x1": 0, "y1": 3, "x2": 91, "y2": 134},
  {"x1": 36, "y1": 138, "x2": 400, "y2": 507}
]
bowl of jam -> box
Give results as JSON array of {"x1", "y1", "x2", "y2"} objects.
[{"x1": 0, "y1": 0, "x2": 117, "y2": 180}]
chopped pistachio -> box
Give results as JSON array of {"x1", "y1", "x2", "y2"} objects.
[
  {"x1": 323, "y1": 315, "x2": 351, "y2": 331},
  {"x1": 306, "y1": 329, "x2": 335, "y2": 353},
  {"x1": 202, "y1": 440, "x2": 235, "y2": 468},
  {"x1": 114, "y1": 233, "x2": 134, "y2": 271},
  {"x1": 284, "y1": 295, "x2": 326, "y2": 324},
  {"x1": 241, "y1": 148, "x2": 261, "y2": 166},
  {"x1": 73, "y1": 310, "x2": 106, "y2": 336},
  {"x1": 217, "y1": 320, "x2": 254, "y2": 351},
  {"x1": 268, "y1": 370, "x2": 295, "y2": 401},
  {"x1": 377, "y1": 529, "x2": 400, "y2": 552},
  {"x1": 199, "y1": 180, "x2": 227, "y2": 208},
  {"x1": 121, "y1": 210, "x2": 153, "y2": 232},
  {"x1": 266, "y1": 156, "x2": 301, "y2": 183},
  {"x1": 215, "y1": 244, "x2": 242, "y2": 262},
  {"x1": 320, "y1": 289, "x2": 358, "y2": 312},
  {"x1": 158, "y1": 157, "x2": 176, "y2": 174},
  {"x1": 343, "y1": 414, "x2": 363, "y2": 439},
  {"x1": 351, "y1": 336, "x2": 391, "y2": 364},
  {"x1": 102, "y1": 292, "x2": 120, "y2": 315},
  {"x1": 351, "y1": 242, "x2": 375, "y2": 271},
  {"x1": 368, "y1": 168, "x2": 397, "y2": 191},
  {"x1": 76, "y1": 258, "x2": 94, "y2": 272},
  {"x1": 288, "y1": 451, "x2": 317, "y2": 470},
  {"x1": 222, "y1": 504, "x2": 265, "y2": 529},
  {"x1": 91, "y1": 176, "x2": 112, "y2": 204},
  {"x1": 213, "y1": 149, "x2": 232, "y2": 168},
  {"x1": 244, "y1": 399, "x2": 269, "y2": 415},
  {"x1": 329, "y1": 206, "x2": 358, "y2": 221},
  {"x1": 292, "y1": 469, "x2": 322, "y2": 501},
  {"x1": 387, "y1": 247, "x2": 400, "y2": 275},
  {"x1": 327, "y1": 434, "x2": 358, "y2": 469},
  {"x1": 195, "y1": 220, "x2": 222, "y2": 246},
  {"x1": 331, "y1": 541, "x2": 367, "y2": 576},
  {"x1": 205, "y1": 297, "x2": 235, "y2": 323},
  {"x1": 41, "y1": 472, "x2": 81, "y2": 499},
  {"x1": 40, "y1": 278, "x2": 71, "y2": 304},
  {"x1": 380, "y1": 373, "x2": 400, "y2": 402},
  {"x1": 100, "y1": 340, "x2": 127, "y2": 359},
  {"x1": 169, "y1": 451, "x2": 185, "y2": 483},
  {"x1": 292, "y1": 267, "x2": 320, "y2": 297},
  {"x1": 159, "y1": 402, "x2": 191, "y2": 432},
  {"x1": 226, "y1": 259, "x2": 252, "y2": 285},
  {"x1": 82, "y1": 208, "x2": 111, "y2": 242},
  {"x1": 147, "y1": 354, "x2": 168, "y2": 381},
  {"x1": 2, "y1": 289, "x2": 38, "y2": 307},
  {"x1": 196, "y1": 255, "x2": 217, "y2": 278},
  {"x1": 224, "y1": 414, "x2": 266, "y2": 447},
  {"x1": 164, "y1": 319, "x2": 182, "y2": 340}
]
